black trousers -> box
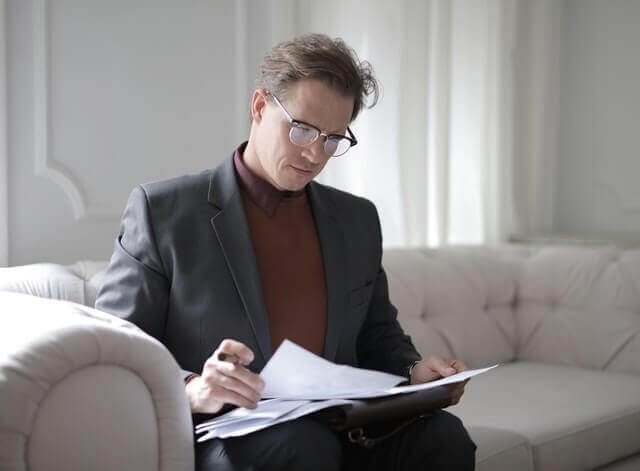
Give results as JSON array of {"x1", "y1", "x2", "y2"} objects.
[{"x1": 195, "y1": 410, "x2": 476, "y2": 470}]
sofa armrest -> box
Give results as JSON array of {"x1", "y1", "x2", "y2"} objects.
[{"x1": 0, "y1": 292, "x2": 194, "y2": 471}]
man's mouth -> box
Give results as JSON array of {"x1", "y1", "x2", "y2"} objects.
[{"x1": 291, "y1": 165, "x2": 313, "y2": 175}]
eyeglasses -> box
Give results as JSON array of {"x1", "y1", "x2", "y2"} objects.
[{"x1": 267, "y1": 92, "x2": 358, "y2": 157}]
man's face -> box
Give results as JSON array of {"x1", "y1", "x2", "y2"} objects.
[{"x1": 248, "y1": 79, "x2": 354, "y2": 191}]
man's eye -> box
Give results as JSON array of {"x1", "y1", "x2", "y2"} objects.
[{"x1": 297, "y1": 125, "x2": 316, "y2": 136}]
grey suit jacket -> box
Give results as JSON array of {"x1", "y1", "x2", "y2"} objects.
[{"x1": 95, "y1": 153, "x2": 420, "y2": 380}]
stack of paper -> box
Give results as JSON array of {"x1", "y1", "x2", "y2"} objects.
[{"x1": 195, "y1": 340, "x2": 498, "y2": 442}]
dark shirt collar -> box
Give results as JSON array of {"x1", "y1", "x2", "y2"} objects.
[{"x1": 233, "y1": 142, "x2": 305, "y2": 217}]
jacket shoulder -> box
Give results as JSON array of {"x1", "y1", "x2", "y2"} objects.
[
  {"x1": 139, "y1": 168, "x2": 213, "y2": 202},
  {"x1": 311, "y1": 181, "x2": 378, "y2": 220}
]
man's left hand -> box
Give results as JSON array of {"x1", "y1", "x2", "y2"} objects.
[{"x1": 409, "y1": 355, "x2": 469, "y2": 405}]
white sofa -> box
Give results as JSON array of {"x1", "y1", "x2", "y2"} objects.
[
  {"x1": 384, "y1": 245, "x2": 640, "y2": 471},
  {"x1": 0, "y1": 264, "x2": 194, "y2": 471},
  {"x1": 1, "y1": 245, "x2": 640, "y2": 470}
]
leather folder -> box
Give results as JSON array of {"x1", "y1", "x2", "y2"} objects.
[{"x1": 312, "y1": 385, "x2": 452, "y2": 431}]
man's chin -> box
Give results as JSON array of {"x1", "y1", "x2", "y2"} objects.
[{"x1": 278, "y1": 172, "x2": 313, "y2": 192}]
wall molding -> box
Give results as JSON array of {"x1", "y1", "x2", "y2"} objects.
[
  {"x1": 0, "y1": 0, "x2": 9, "y2": 265},
  {"x1": 33, "y1": 0, "x2": 119, "y2": 222}
]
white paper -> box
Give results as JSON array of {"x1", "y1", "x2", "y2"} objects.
[
  {"x1": 195, "y1": 398, "x2": 306, "y2": 433},
  {"x1": 196, "y1": 398, "x2": 352, "y2": 441},
  {"x1": 195, "y1": 340, "x2": 500, "y2": 442},
  {"x1": 260, "y1": 339, "x2": 406, "y2": 399},
  {"x1": 385, "y1": 364, "x2": 499, "y2": 395}
]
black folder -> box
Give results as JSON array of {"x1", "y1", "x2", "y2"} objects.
[{"x1": 311, "y1": 385, "x2": 452, "y2": 431}]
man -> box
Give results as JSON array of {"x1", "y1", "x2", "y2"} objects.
[{"x1": 96, "y1": 33, "x2": 476, "y2": 470}]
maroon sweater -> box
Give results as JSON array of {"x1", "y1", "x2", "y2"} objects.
[{"x1": 234, "y1": 146, "x2": 327, "y2": 356}]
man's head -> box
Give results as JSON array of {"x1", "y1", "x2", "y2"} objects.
[
  {"x1": 243, "y1": 34, "x2": 379, "y2": 192},
  {"x1": 256, "y1": 33, "x2": 379, "y2": 123}
]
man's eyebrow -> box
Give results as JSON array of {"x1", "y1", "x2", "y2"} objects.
[{"x1": 296, "y1": 118, "x2": 348, "y2": 136}]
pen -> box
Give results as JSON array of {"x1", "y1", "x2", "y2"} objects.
[{"x1": 217, "y1": 352, "x2": 241, "y2": 364}]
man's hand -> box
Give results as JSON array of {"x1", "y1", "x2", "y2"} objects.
[
  {"x1": 409, "y1": 355, "x2": 469, "y2": 406},
  {"x1": 185, "y1": 339, "x2": 265, "y2": 414}
]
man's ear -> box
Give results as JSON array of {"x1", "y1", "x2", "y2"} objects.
[{"x1": 250, "y1": 89, "x2": 268, "y2": 123}]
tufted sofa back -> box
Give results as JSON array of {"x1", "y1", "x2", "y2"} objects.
[
  {"x1": 0, "y1": 261, "x2": 107, "y2": 307},
  {"x1": 383, "y1": 245, "x2": 640, "y2": 376},
  {"x1": 2, "y1": 245, "x2": 640, "y2": 376}
]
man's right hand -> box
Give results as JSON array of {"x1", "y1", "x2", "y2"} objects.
[{"x1": 185, "y1": 339, "x2": 265, "y2": 414}]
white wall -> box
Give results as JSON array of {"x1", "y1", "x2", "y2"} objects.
[
  {"x1": 1, "y1": 0, "x2": 8, "y2": 266},
  {"x1": 4, "y1": 0, "x2": 265, "y2": 265},
  {"x1": 3, "y1": 0, "x2": 640, "y2": 266},
  {"x1": 553, "y1": 0, "x2": 640, "y2": 237}
]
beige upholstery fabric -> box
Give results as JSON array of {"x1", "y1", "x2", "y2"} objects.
[
  {"x1": 0, "y1": 292, "x2": 194, "y2": 471},
  {"x1": 383, "y1": 248, "x2": 519, "y2": 369},
  {"x1": 0, "y1": 261, "x2": 107, "y2": 307},
  {"x1": 449, "y1": 362, "x2": 640, "y2": 471},
  {"x1": 381, "y1": 245, "x2": 640, "y2": 470},
  {"x1": 29, "y1": 365, "x2": 159, "y2": 471},
  {"x1": 596, "y1": 454, "x2": 640, "y2": 470},
  {"x1": 467, "y1": 426, "x2": 533, "y2": 471},
  {"x1": 516, "y1": 247, "x2": 640, "y2": 375},
  {"x1": 384, "y1": 246, "x2": 640, "y2": 376},
  {"x1": 3, "y1": 244, "x2": 640, "y2": 470}
]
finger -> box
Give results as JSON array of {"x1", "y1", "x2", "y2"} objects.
[
  {"x1": 411, "y1": 361, "x2": 440, "y2": 382},
  {"x1": 215, "y1": 361, "x2": 265, "y2": 392},
  {"x1": 214, "y1": 339, "x2": 256, "y2": 366},
  {"x1": 427, "y1": 356, "x2": 458, "y2": 377},
  {"x1": 205, "y1": 369, "x2": 263, "y2": 404},
  {"x1": 450, "y1": 359, "x2": 469, "y2": 373},
  {"x1": 207, "y1": 384, "x2": 259, "y2": 410}
]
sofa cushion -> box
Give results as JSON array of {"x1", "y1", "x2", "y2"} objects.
[
  {"x1": 516, "y1": 247, "x2": 640, "y2": 375},
  {"x1": 466, "y1": 425, "x2": 533, "y2": 471},
  {"x1": 449, "y1": 362, "x2": 640, "y2": 470},
  {"x1": 383, "y1": 247, "x2": 518, "y2": 368}
]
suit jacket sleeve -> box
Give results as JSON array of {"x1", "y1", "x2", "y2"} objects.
[
  {"x1": 355, "y1": 202, "x2": 421, "y2": 378},
  {"x1": 95, "y1": 185, "x2": 195, "y2": 381}
]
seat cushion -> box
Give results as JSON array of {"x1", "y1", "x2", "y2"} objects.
[
  {"x1": 466, "y1": 425, "x2": 533, "y2": 471},
  {"x1": 449, "y1": 362, "x2": 640, "y2": 470}
]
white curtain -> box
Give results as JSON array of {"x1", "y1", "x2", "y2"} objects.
[{"x1": 294, "y1": 0, "x2": 520, "y2": 247}]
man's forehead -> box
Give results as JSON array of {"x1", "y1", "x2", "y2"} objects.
[{"x1": 281, "y1": 79, "x2": 354, "y2": 132}]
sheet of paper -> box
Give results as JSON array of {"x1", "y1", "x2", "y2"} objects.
[
  {"x1": 194, "y1": 340, "x2": 501, "y2": 442},
  {"x1": 384, "y1": 364, "x2": 499, "y2": 395},
  {"x1": 196, "y1": 398, "x2": 353, "y2": 442},
  {"x1": 195, "y1": 399, "x2": 307, "y2": 433},
  {"x1": 260, "y1": 339, "x2": 406, "y2": 399}
]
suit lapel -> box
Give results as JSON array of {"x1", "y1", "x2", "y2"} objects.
[
  {"x1": 208, "y1": 156, "x2": 272, "y2": 364},
  {"x1": 308, "y1": 182, "x2": 347, "y2": 363}
]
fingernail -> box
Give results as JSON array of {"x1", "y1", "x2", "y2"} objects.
[{"x1": 447, "y1": 367, "x2": 456, "y2": 374}]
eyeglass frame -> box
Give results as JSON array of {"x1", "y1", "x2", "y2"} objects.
[{"x1": 266, "y1": 91, "x2": 358, "y2": 157}]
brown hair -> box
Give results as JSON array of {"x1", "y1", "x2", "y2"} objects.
[{"x1": 256, "y1": 33, "x2": 379, "y2": 122}]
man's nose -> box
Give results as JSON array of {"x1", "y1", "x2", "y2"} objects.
[{"x1": 301, "y1": 139, "x2": 327, "y2": 164}]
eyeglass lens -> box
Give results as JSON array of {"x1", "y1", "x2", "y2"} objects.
[{"x1": 289, "y1": 124, "x2": 351, "y2": 157}]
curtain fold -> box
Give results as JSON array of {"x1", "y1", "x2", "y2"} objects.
[{"x1": 295, "y1": 0, "x2": 522, "y2": 247}]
